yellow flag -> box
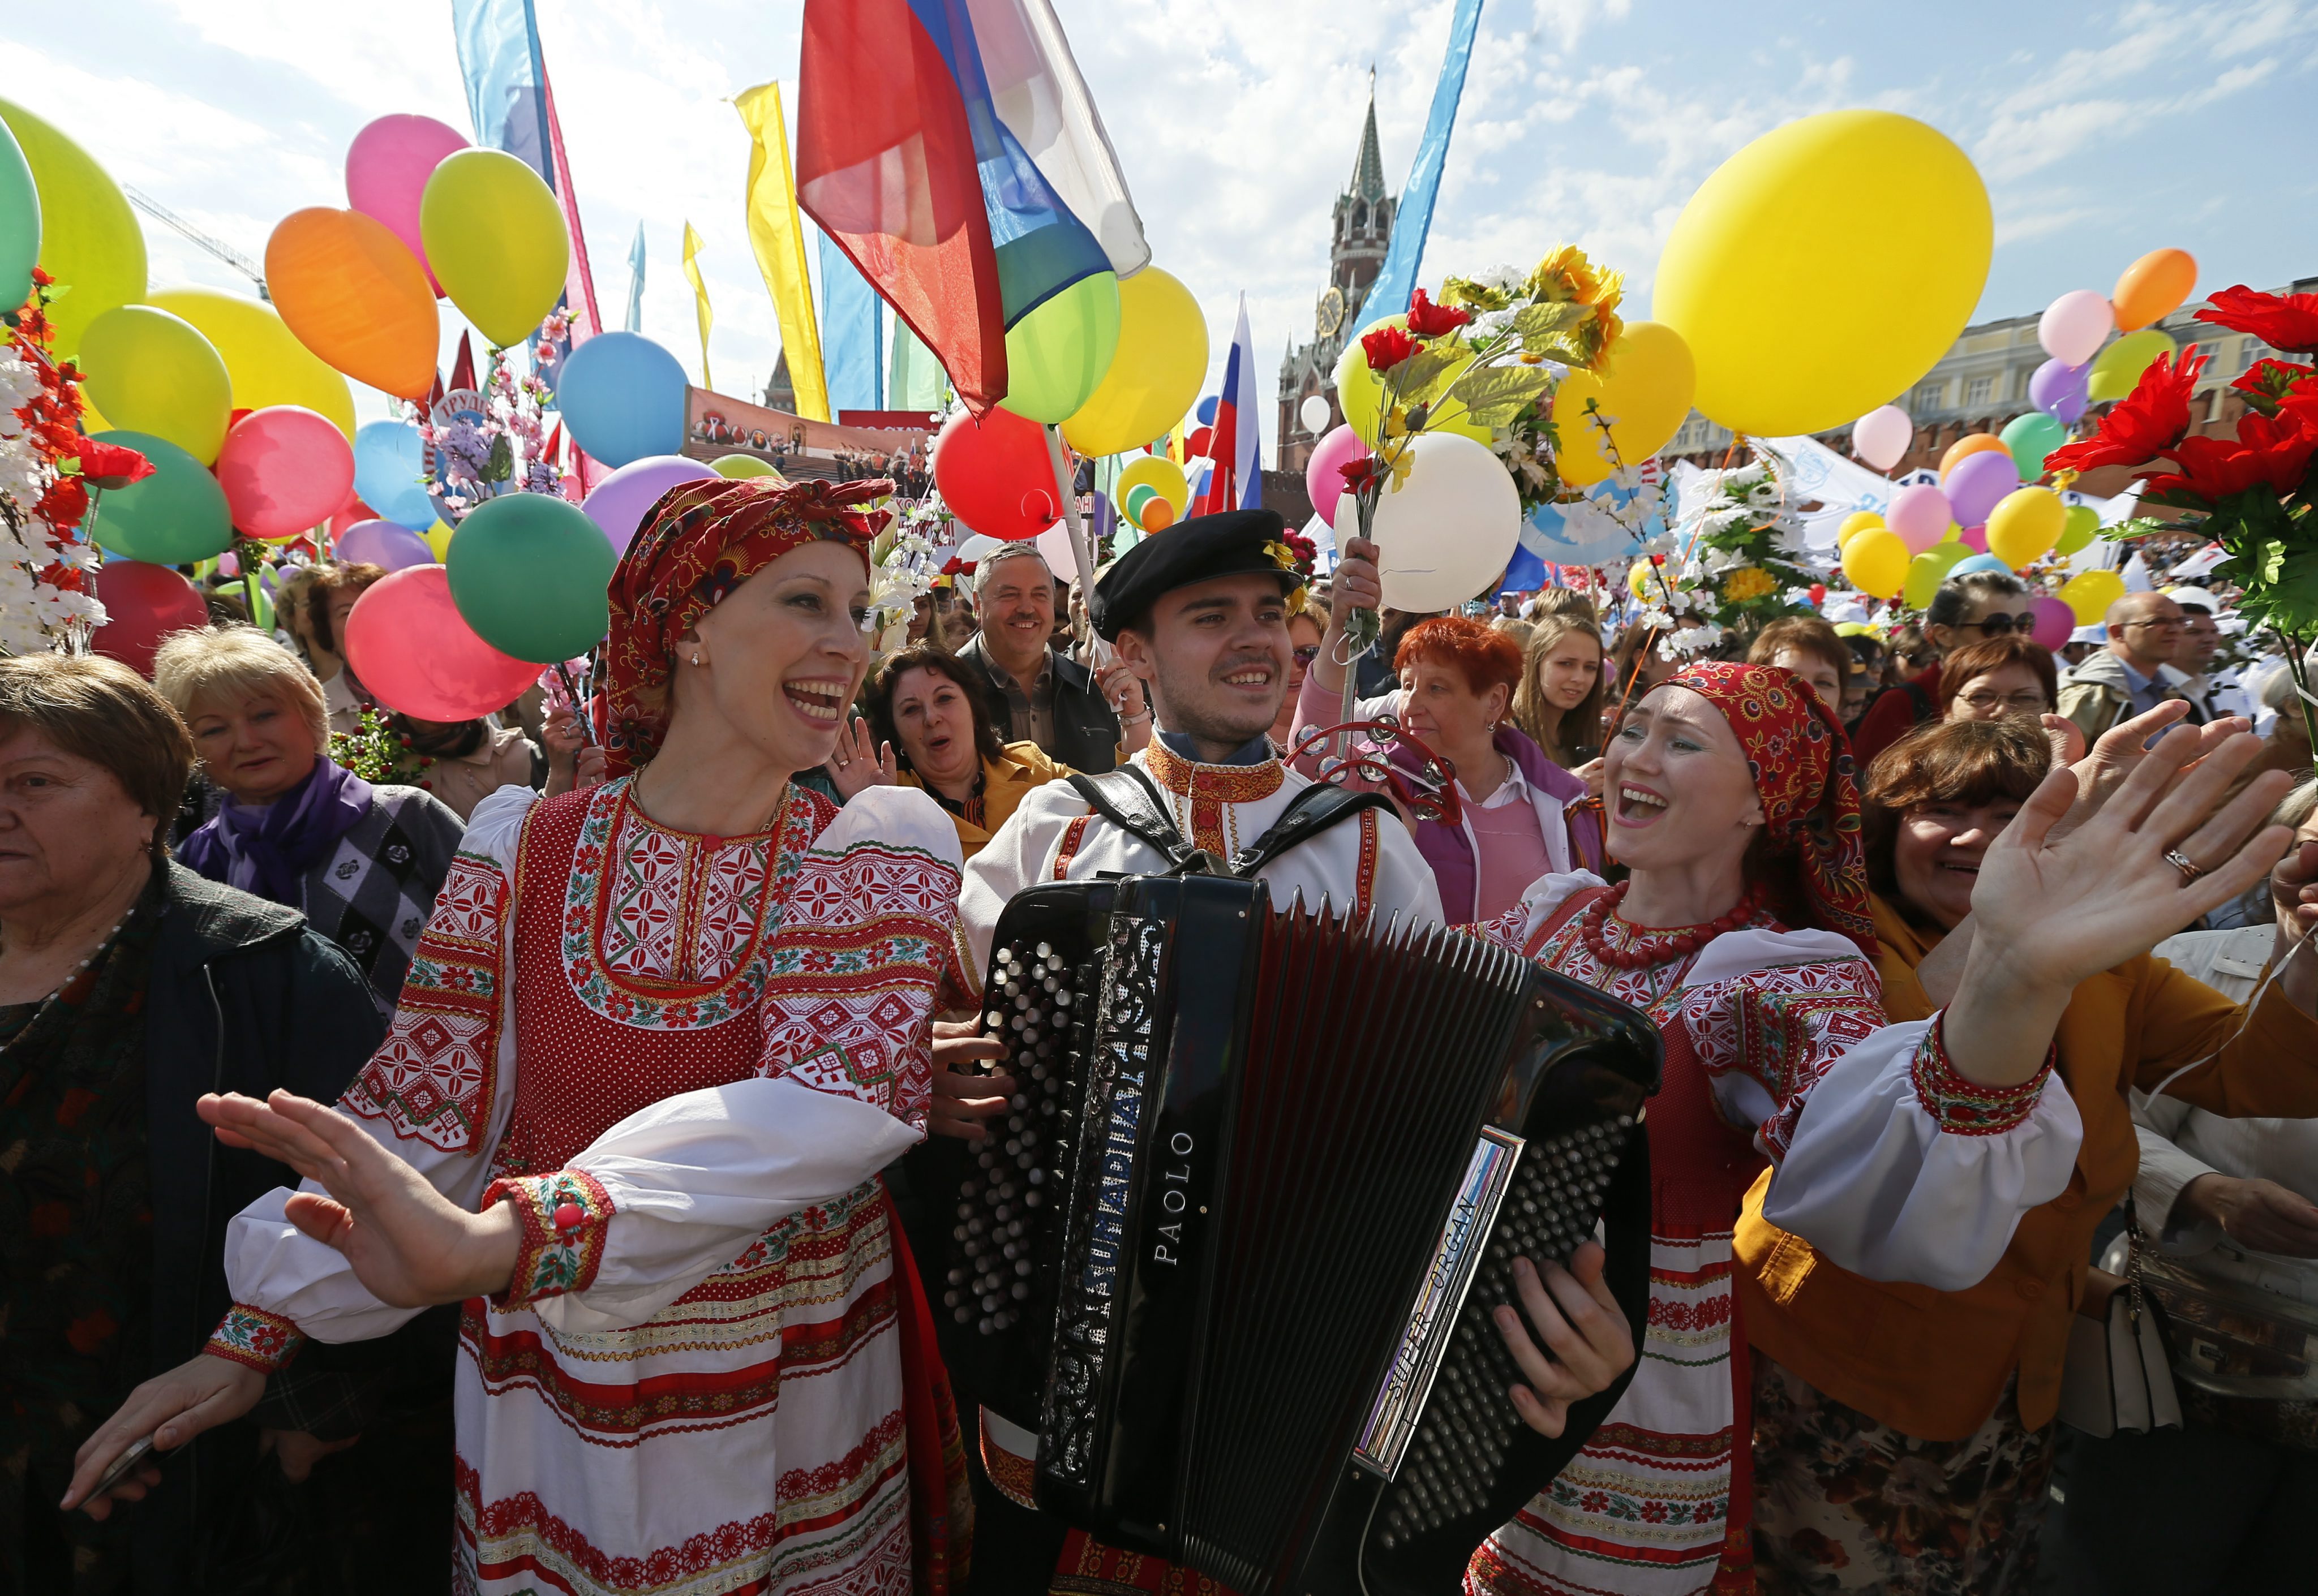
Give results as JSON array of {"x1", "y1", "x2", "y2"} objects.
[
  {"x1": 681, "y1": 222, "x2": 714, "y2": 393},
  {"x1": 732, "y1": 82, "x2": 830, "y2": 422}
]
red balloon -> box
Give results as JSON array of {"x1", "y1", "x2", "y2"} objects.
[
  {"x1": 329, "y1": 487, "x2": 375, "y2": 538},
  {"x1": 216, "y1": 406, "x2": 358, "y2": 541},
  {"x1": 93, "y1": 560, "x2": 208, "y2": 677},
  {"x1": 345, "y1": 565, "x2": 540, "y2": 720},
  {"x1": 932, "y1": 407, "x2": 1057, "y2": 541},
  {"x1": 1186, "y1": 425, "x2": 1214, "y2": 459}
]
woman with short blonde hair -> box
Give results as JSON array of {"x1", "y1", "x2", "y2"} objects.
[{"x1": 152, "y1": 626, "x2": 463, "y2": 1012}]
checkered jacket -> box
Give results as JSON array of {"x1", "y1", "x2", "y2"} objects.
[{"x1": 295, "y1": 785, "x2": 467, "y2": 1014}]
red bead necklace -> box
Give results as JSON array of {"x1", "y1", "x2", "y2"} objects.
[{"x1": 1578, "y1": 879, "x2": 1762, "y2": 970}]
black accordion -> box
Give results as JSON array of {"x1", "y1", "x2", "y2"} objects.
[{"x1": 939, "y1": 874, "x2": 1662, "y2": 1595}]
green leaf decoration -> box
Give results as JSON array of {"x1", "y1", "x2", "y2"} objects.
[{"x1": 1444, "y1": 365, "x2": 1552, "y2": 429}]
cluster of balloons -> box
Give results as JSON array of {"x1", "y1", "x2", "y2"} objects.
[
  {"x1": 1116, "y1": 454, "x2": 1190, "y2": 534},
  {"x1": 1838, "y1": 480, "x2": 2100, "y2": 603},
  {"x1": 2033, "y1": 248, "x2": 2197, "y2": 415},
  {"x1": 81, "y1": 403, "x2": 354, "y2": 563}
]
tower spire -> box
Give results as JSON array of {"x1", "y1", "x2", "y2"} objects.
[{"x1": 1351, "y1": 71, "x2": 1386, "y2": 200}]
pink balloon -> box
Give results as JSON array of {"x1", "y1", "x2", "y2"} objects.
[
  {"x1": 1943, "y1": 450, "x2": 2021, "y2": 527},
  {"x1": 1959, "y1": 523, "x2": 1989, "y2": 552},
  {"x1": 1305, "y1": 425, "x2": 1371, "y2": 530},
  {"x1": 93, "y1": 560, "x2": 207, "y2": 678},
  {"x1": 1886, "y1": 483, "x2": 1952, "y2": 554},
  {"x1": 1851, "y1": 405, "x2": 1913, "y2": 472},
  {"x1": 345, "y1": 114, "x2": 470, "y2": 297},
  {"x1": 2038, "y1": 289, "x2": 2114, "y2": 367},
  {"x1": 344, "y1": 564, "x2": 540, "y2": 720},
  {"x1": 336, "y1": 517, "x2": 437, "y2": 570},
  {"x1": 579, "y1": 454, "x2": 715, "y2": 555},
  {"x1": 2030, "y1": 596, "x2": 2076, "y2": 651},
  {"x1": 216, "y1": 407, "x2": 357, "y2": 541}
]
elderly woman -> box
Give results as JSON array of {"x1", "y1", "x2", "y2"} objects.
[
  {"x1": 828, "y1": 639, "x2": 1072, "y2": 860},
  {"x1": 1510, "y1": 612, "x2": 1607, "y2": 769},
  {"x1": 153, "y1": 627, "x2": 463, "y2": 1013},
  {"x1": 72, "y1": 476, "x2": 974, "y2": 1596},
  {"x1": 1300, "y1": 612, "x2": 1604, "y2": 922},
  {"x1": 1740, "y1": 713, "x2": 2318, "y2": 1593},
  {"x1": 1939, "y1": 633, "x2": 2060, "y2": 722},
  {"x1": 1749, "y1": 614, "x2": 1855, "y2": 709},
  {"x1": 0, "y1": 655, "x2": 390, "y2": 1591},
  {"x1": 1440, "y1": 646, "x2": 2302, "y2": 1596}
]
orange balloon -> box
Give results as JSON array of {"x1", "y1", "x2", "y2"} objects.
[
  {"x1": 1939, "y1": 432, "x2": 2009, "y2": 477},
  {"x1": 265, "y1": 208, "x2": 439, "y2": 399},
  {"x1": 2111, "y1": 248, "x2": 2197, "y2": 333}
]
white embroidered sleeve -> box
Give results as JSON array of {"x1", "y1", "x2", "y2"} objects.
[
  {"x1": 1468, "y1": 870, "x2": 1606, "y2": 953},
  {"x1": 958, "y1": 777, "x2": 1088, "y2": 993}
]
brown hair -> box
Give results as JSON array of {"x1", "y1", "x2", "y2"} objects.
[
  {"x1": 1394, "y1": 614, "x2": 1524, "y2": 698},
  {"x1": 1512, "y1": 614, "x2": 1607, "y2": 764},
  {"x1": 1936, "y1": 635, "x2": 2059, "y2": 714},
  {"x1": 862, "y1": 643, "x2": 1006, "y2": 773},
  {"x1": 0, "y1": 653, "x2": 195, "y2": 857},
  {"x1": 1526, "y1": 587, "x2": 1599, "y2": 624},
  {"x1": 307, "y1": 561, "x2": 388, "y2": 654},
  {"x1": 1860, "y1": 717, "x2": 2049, "y2": 905},
  {"x1": 1749, "y1": 616, "x2": 1853, "y2": 691}
]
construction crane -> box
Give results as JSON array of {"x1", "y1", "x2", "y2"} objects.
[{"x1": 123, "y1": 187, "x2": 269, "y2": 300}]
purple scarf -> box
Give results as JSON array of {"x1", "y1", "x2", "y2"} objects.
[{"x1": 179, "y1": 755, "x2": 375, "y2": 906}]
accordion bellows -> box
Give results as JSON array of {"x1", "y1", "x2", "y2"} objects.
[{"x1": 943, "y1": 875, "x2": 1662, "y2": 1595}]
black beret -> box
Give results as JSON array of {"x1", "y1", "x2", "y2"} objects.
[{"x1": 1088, "y1": 507, "x2": 1303, "y2": 641}]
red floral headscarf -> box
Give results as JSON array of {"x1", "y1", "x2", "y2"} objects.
[
  {"x1": 1658, "y1": 659, "x2": 1876, "y2": 957},
  {"x1": 601, "y1": 474, "x2": 892, "y2": 777}
]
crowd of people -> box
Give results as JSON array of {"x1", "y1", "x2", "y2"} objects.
[{"x1": 8, "y1": 473, "x2": 2316, "y2": 1596}]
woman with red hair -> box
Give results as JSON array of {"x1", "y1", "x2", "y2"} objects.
[{"x1": 1304, "y1": 613, "x2": 1603, "y2": 922}]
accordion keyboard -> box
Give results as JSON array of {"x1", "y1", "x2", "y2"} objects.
[
  {"x1": 1376, "y1": 1112, "x2": 1637, "y2": 1550},
  {"x1": 947, "y1": 939, "x2": 1096, "y2": 1337}
]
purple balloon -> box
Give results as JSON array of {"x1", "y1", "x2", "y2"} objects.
[
  {"x1": 2029, "y1": 358, "x2": 2089, "y2": 426},
  {"x1": 581, "y1": 454, "x2": 718, "y2": 555},
  {"x1": 337, "y1": 518, "x2": 437, "y2": 571},
  {"x1": 1944, "y1": 450, "x2": 2021, "y2": 527}
]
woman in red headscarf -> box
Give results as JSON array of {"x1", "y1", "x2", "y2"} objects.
[
  {"x1": 1462, "y1": 661, "x2": 2301, "y2": 1596},
  {"x1": 69, "y1": 478, "x2": 976, "y2": 1596}
]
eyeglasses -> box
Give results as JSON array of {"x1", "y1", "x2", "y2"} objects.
[
  {"x1": 1293, "y1": 644, "x2": 1321, "y2": 665},
  {"x1": 2122, "y1": 618, "x2": 2185, "y2": 631},
  {"x1": 1959, "y1": 612, "x2": 2038, "y2": 636},
  {"x1": 1289, "y1": 713, "x2": 1462, "y2": 825},
  {"x1": 1958, "y1": 690, "x2": 2050, "y2": 714}
]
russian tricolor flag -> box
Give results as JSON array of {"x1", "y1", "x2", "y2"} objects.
[
  {"x1": 797, "y1": 0, "x2": 1145, "y2": 415},
  {"x1": 1195, "y1": 293, "x2": 1261, "y2": 515}
]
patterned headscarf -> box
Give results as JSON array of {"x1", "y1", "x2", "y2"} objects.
[
  {"x1": 602, "y1": 474, "x2": 892, "y2": 777},
  {"x1": 1659, "y1": 659, "x2": 1876, "y2": 957}
]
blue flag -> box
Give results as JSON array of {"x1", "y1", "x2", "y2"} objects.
[
  {"x1": 452, "y1": 0, "x2": 552, "y2": 181},
  {"x1": 624, "y1": 222, "x2": 646, "y2": 334},
  {"x1": 818, "y1": 230, "x2": 885, "y2": 415},
  {"x1": 1356, "y1": 0, "x2": 1486, "y2": 334}
]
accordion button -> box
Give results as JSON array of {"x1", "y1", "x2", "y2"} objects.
[
  {"x1": 1012, "y1": 1282, "x2": 1031, "y2": 1300},
  {"x1": 946, "y1": 1267, "x2": 965, "y2": 1285},
  {"x1": 1035, "y1": 942, "x2": 1053, "y2": 959},
  {"x1": 942, "y1": 1289, "x2": 959, "y2": 1307},
  {"x1": 1027, "y1": 1168, "x2": 1046, "y2": 1185},
  {"x1": 1024, "y1": 1190, "x2": 1042, "y2": 1207},
  {"x1": 1017, "y1": 1260, "x2": 1034, "y2": 1277},
  {"x1": 978, "y1": 1316, "x2": 994, "y2": 1333}
]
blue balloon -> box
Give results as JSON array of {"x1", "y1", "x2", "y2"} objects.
[
  {"x1": 1948, "y1": 553, "x2": 2015, "y2": 577},
  {"x1": 556, "y1": 332, "x2": 688, "y2": 468},
  {"x1": 1195, "y1": 394, "x2": 1218, "y2": 426},
  {"x1": 353, "y1": 421, "x2": 436, "y2": 530}
]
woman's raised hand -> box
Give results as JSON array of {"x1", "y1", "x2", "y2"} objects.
[
  {"x1": 823, "y1": 714, "x2": 898, "y2": 800},
  {"x1": 198, "y1": 1090, "x2": 520, "y2": 1307}
]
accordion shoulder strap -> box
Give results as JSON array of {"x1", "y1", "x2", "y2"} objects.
[
  {"x1": 1228, "y1": 782, "x2": 1396, "y2": 879},
  {"x1": 1063, "y1": 767, "x2": 1395, "y2": 882},
  {"x1": 1064, "y1": 767, "x2": 1200, "y2": 869}
]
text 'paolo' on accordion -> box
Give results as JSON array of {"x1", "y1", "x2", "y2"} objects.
[{"x1": 941, "y1": 874, "x2": 1663, "y2": 1595}]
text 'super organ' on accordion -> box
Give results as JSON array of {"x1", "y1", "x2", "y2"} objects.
[{"x1": 947, "y1": 875, "x2": 1662, "y2": 1595}]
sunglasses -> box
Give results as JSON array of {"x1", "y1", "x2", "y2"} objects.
[
  {"x1": 1289, "y1": 714, "x2": 1462, "y2": 825},
  {"x1": 1961, "y1": 612, "x2": 2038, "y2": 636},
  {"x1": 1293, "y1": 644, "x2": 1321, "y2": 666}
]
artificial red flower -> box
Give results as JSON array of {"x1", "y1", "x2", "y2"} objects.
[
  {"x1": 1339, "y1": 454, "x2": 1388, "y2": 496},
  {"x1": 1405, "y1": 287, "x2": 1473, "y2": 338},
  {"x1": 2045, "y1": 347, "x2": 2208, "y2": 473},
  {"x1": 2231, "y1": 358, "x2": 2315, "y2": 414},
  {"x1": 2278, "y1": 380, "x2": 2318, "y2": 442},
  {"x1": 1360, "y1": 324, "x2": 1419, "y2": 372},
  {"x1": 2196, "y1": 285, "x2": 2318, "y2": 355},
  {"x1": 68, "y1": 439, "x2": 156, "y2": 490},
  {"x1": 1281, "y1": 528, "x2": 1317, "y2": 569},
  {"x1": 2142, "y1": 411, "x2": 2318, "y2": 506}
]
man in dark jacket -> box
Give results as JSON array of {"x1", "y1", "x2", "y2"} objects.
[{"x1": 954, "y1": 542, "x2": 1148, "y2": 773}]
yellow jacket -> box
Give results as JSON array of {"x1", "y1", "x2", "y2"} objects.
[{"x1": 903, "y1": 741, "x2": 1070, "y2": 862}]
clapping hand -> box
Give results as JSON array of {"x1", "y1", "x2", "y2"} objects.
[
  {"x1": 1491, "y1": 1242, "x2": 1634, "y2": 1436},
  {"x1": 823, "y1": 715, "x2": 898, "y2": 800}
]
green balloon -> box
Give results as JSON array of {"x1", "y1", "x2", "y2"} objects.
[
  {"x1": 2053, "y1": 502, "x2": 2101, "y2": 557},
  {"x1": 80, "y1": 429, "x2": 233, "y2": 562},
  {"x1": 1903, "y1": 541, "x2": 1972, "y2": 610},
  {"x1": 2000, "y1": 411, "x2": 2067, "y2": 481},
  {"x1": 0, "y1": 115, "x2": 36, "y2": 313},
  {"x1": 2087, "y1": 328, "x2": 2176, "y2": 403},
  {"x1": 445, "y1": 491, "x2": 616, "y2": 663},
  {"x1": 998, "y1": 270, "x2": 1123, "y2": 425},
  {"x1": 711, "y1": 453, "x2": 781, "y2": 480}
]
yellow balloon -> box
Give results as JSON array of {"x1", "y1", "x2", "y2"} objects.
[
  {"x1": 1334, "y1": 315, "x2": 1489, "y2": 446},
  {"x1": 147, "y1": 287, "x2": 358, "y2": 439},
  {"x1": 1117, "y1": 453, "x2": 1191, "y2": 516},
  {"x1": 1836, "y1": 510, "x2": 1883, "y2": 549},
  {"x1": 0, "y1": 98, "x2": 147, "y2": 360},
  {"x1": 2061, "y1": 569, "x2": 2126, "y2": 626},
  {"x1": 78, "y1": 304, "x2": 233, "y2": 465},
  {"x1": 2087, "y1": 328, "x2": 2176, "y2": 403},
  {"x1": 1061, "y1": 267, "x2": 1209, "y2": 457},
  {"x1": 421, "y1": 519, "x2": 456, "y2": 562},
  {"x1": 1553, "y1": 321, "x2": 1698, "y2": 487},
  {"x1": 712, "y1": 453, "x2": 783, "y2": 480},
  {"x1": 1655, "y1": 111, "x2": 1990, "y2": 438},
  {"x1": 1985, "y1": 485, "x2": 2064, "y2": 570},
  {"x1": 1840, "y1": 528, "x2": 1911, "y2": 600},
  {"x1": 1904, "y1": 543, "x2": 1971, "y2": 609},
  {"x1": 419, "y1": 149, "x2": 569, "y2": 348},
  {"x1": 1628, "y1": 559, "x2": 1656, "y2": 601}
]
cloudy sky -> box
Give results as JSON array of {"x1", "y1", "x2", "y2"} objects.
[{"x1": 18, "y1": 0, "x2": 2318, "y2": 447}]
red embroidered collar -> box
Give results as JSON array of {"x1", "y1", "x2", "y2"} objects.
[{"x1": 1142, "y1": 738, "x2": 1286, "y2": 805}]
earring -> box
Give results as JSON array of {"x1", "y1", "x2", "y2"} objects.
[{"x1": 690, "y1": 651, "x2": 703, "y2": 667}]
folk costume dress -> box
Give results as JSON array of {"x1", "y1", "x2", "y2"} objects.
[
  {"x1": 1463, "y1": 664, "x2": 2082, "y2": 1596},
  {"x1": 203, "y1": 477, "x2": 978, "y2": 1596}
]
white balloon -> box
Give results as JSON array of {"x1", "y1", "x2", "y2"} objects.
[
  {"x1": 2038, "y1": 290, "x2": 2114, "y2": 367},
  {"x1": 1851, "y1": 404, "x2": 1914, "y2": 472},
  {"x1": 1349, "y1": 432, "x2": 1522, "y2": 612},
  {"x1": 1034, "y1": 521, "x2": 1076, "y2": 573},
  {"x1": 1299, "y1": 393, "x2": 1332, "y2": 435}
]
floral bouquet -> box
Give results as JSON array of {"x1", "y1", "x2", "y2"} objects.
[
  {"x1": 418, "y1": 336, "x2": 565, "y2": 523},
  {"x1": 1677, "y1": 459, "x2": 1815, "y2": 646},
  {"x1": 0, "y1": 270, "x2": 118, "y2": 654},
  {"x1": 2047, "y1": 283, "x2": 2318, "y2": 748}
]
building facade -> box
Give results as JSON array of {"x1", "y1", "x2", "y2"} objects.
[{"x1": 1274, "y1": 91, "x2": 1397, "y2": 475}]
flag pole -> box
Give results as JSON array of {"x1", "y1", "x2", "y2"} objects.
[{"x1": 1043, "y1": 423, "x2": 1110, "y2": 668}]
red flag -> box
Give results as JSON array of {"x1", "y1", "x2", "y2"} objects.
[{"x1": 448, "y1": 330, "x2": 477, "y2": 394}]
